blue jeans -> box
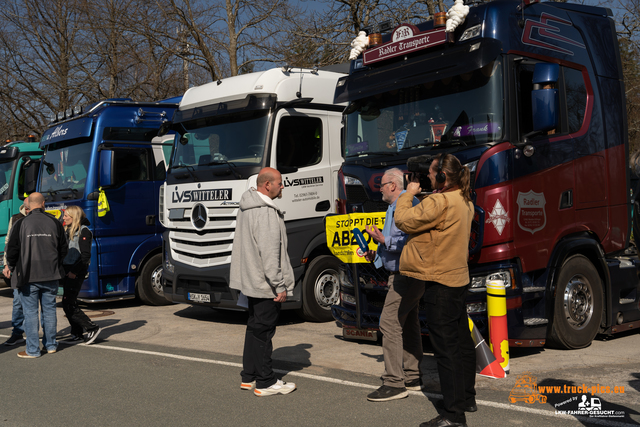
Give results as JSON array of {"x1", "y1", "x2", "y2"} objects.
[
  {"x1": 19, "y1": 281, "x2": 58, "y2": 356},
  {"x1": 11, "y1": 288, "x2": 24, "y2": 336}
]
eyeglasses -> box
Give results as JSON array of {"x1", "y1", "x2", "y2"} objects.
[{"x1": 380, "y1": 182, "x2": 393, "y2": 188}]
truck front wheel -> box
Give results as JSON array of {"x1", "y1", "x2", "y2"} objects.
[
  {"x1": 547, "y1": 255, "x2": 602, "y2": 349},
  {"x1": 298, "y1": 255, "x2": 341, "y2": 322},
  {"x1": 137, "y1": 254, "x2": 171, "y2": 306}
]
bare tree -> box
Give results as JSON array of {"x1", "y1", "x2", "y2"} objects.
[
  {"x1": 154, "y1": 0, "x2": 290, "y2": 82},
  {"x1": 0, "y1": 0, "x2": 86, "y2": 138},
  {"x1": 617, "y1": 0, "x2": 640, "y2": 153}
]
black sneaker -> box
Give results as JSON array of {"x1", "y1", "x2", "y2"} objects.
[
  {"x1": 405, "y1": 378, "x2": 424, "y2": 391},
  {"x1": 435, "y1": 398, "x2": 477, "y2": 413},
  {"x1": 63, "y1": 335, "x2": 83, "y2": 344},
  {"x1": 367, "y1": 385, "x2": 408, "y2": 402},
  {"x1": 84, "y1": 327, "x2": 101, "y2": 345},
  {"x1": 3, "y1": 335, "x2": 25, "y2": 346}
]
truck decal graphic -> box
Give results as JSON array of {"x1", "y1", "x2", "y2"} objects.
[
  {"x1": 172, "y1": 188, "x2": 232, "y2": 203},
  {"x1": 283, "y1": 176, "x2": 324, "y2": 188},
  {"x1": 517, "y1": 191, "x2": 546, "y2": 234},
  {"x1": 485, "y1": 199, "x2": 510, "y2": 236},
  {"x1": 522, "y1": 13, "x2": 585, "y2": 56}
]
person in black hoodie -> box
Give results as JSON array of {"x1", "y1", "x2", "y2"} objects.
[{"x1": 61, "y1": 205, "x2": 100, "y2": 344}]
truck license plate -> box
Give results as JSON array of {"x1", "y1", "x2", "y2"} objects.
[
  {"x1": 343, "y1": 328, "x2": 377, "y2": 342},
  {"x1": 188, "y1": 292, "x2": 211, "y2": 303}
]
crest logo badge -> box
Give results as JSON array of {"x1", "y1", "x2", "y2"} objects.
[
  {"x1": 485, "y1": 199, "x2": 510, "y2": 235},
  {"x1": 517, "y1": 191, "x2": 546, "y2": 234}
]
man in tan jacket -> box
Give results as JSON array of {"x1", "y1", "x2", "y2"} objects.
[{"x1": 395, "y1": 153, "x2": 476, "y2": 427}]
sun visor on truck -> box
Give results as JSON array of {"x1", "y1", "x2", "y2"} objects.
[
  {"x1": 40, "y1": 118, "x2": 93, "y2": 148},
  {"x1": 335, "y1": 39, "x2": 502, "y2": 104}
]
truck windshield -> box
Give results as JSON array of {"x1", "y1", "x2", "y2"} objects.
[
  {"x1": 39, "y1": 140, "x2": 92, "y2": 197},
  {"x1": 344, "y1": 59, "x2": 503, "y2": 157},
  {"x1": 0, "y1": 160, "x2": 14, "y2": 197},
  {"x1": 172, "y1": 110, "x2": 269, "y2": 168}
]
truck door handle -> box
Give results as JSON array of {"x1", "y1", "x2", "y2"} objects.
[
  {"x1": 146, "y1": 215, "x2": 156, "y2": 226},
  {"x1": 315, "y1": 200, "x2": 331, "y2": 212},
  {"x1": 559, "y1": 190, "x2": 573, "y2": 209}
]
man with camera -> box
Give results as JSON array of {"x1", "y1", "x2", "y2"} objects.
[
  {"x1": 363, "y1": 168, "x2": 421, "y2": 402},
  {"x1": 395, "y1": 154, "x2": 476, "y2": 427}
]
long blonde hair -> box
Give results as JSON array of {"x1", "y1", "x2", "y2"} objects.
[{"x1": 65, "y1": 205, "x2": 86, "y2": 239}]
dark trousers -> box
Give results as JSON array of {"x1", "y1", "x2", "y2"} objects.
[
  {"x1": 424, "y1": 282, "x2": 476, "y2": 424},
  {"x1": 61, "y1": 273, "x2": 97, "y2": 337},
  {"x1": 241, "y1": 297, "x2": 281, "y2": 389}
]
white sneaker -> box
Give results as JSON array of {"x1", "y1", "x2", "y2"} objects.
[{"x1": 254, "y1": 379, "x2": 296, "y2": 396}]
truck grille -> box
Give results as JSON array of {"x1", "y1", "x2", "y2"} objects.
[{"x1": 167, "y1": 206, "x2": 237, "y2": 267}]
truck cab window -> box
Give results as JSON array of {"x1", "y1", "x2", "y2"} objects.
[
  {"x1": 39, "y1": 140, "x2": 91, "y2": 198},
  {"x1": 516, "y1": 60, "x2": 586, "y2": 139},
  {"x1": 564, "y1": 68, "x2": 587, "y2": 134},
  {"x1": 113, "y1": 149, "x2": 149, "y2": 186},
  {"x1": 276, "y1": 116, "x2": 323, "y2": 169},
  {"x1": 515, "y1": 63, "x2": 535, "y2": 138}
]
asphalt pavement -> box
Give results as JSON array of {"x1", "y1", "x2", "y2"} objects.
[{"x1": 0, "y1": 287, "x2": 638, "y2": 427}]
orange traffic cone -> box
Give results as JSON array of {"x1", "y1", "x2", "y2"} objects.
[{"x1": 468, "y1": 316, "x2": 506, "y2": 379}]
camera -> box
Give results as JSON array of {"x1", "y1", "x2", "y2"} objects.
[{"x1": 405, "y1": 154, "x2": 433, "y2": 192}]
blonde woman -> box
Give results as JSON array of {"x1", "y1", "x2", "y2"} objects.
[{"x1": 62, "y1": 206, "x2": 100, "y2": 344}]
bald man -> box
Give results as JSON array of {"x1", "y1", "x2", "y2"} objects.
[
  {"x1": 6, "y1": 192, "x2": 67, "y2": 358},
  {"x1": 230, "y1": 167, "x2": 296, "y2": 396}
]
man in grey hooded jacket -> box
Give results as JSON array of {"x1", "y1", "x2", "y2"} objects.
[{"x1": 230, "y1": 167, "x2": 296, "y2": 396}]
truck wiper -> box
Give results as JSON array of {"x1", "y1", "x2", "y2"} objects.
[
  {"x1": 169, "y1": 164, "x2": 199, "y2": 182},
  {"x1": 415, "y1": 140, "x2": 468, "y2": 149},
  {"x1": 204, "y1": 160, "x2": 242, "y2": 179},
  {"x1": 347, "y1": 151, "x2": 398, "y2": 159},
  {"x1": 439, "y1": 139, "x2": 468, "y2": 147},
  {"x1": 46, "y1": 187, "x2": 78, "y2": 196}
]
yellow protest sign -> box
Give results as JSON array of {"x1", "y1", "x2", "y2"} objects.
[{"x1": 325, "y1": 212, "x2": 387, "y2": 263}]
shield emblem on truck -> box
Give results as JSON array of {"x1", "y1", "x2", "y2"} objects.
[{"x1": 517, "y1": 191, "x2": 546, "y2": 234}]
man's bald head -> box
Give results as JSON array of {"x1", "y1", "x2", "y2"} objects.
[
  {"x1": 257, "y1": 167, "x2": 279, "y2": 187},
  {"x1": 256, "y1": 167, "x2": 283, "y2": 200},
  {"x1": 28, "y1": 192, "x2": 45, "y2": 209}
]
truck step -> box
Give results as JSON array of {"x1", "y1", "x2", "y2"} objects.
[
  {"x1": 619, "y1": 298, "x2": 636, "y2": 304},
  {"x1": 522, "y1": 287, "x2": 545, "y2": 293},
  {"x1": 524, "y1": 318, "x2": 549, "y2": 326}
]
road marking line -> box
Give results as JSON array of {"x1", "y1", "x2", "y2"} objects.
[
  {"x1": 85, "y1": 342, "x2": 636, "y2": 427},
  {"x1": 1, "y1": 335, "x2": 636, "y2": 427}
]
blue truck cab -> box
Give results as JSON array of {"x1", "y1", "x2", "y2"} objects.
[
  {"x1": 0, "y1": 140, "x2": 42, "y2": 278},
  {"x1": 36, "y1": 98, "x2": 180, "y2": 304}
]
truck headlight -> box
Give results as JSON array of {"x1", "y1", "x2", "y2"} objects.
[
  {"x1": 164, "y1": 248, "x2": 174, "y2": 274},
  {"x1": 469, "y1": 269, "x2": 513, "y2": 292},
  {"x1": 341, "y1": 292, "x2": 356, "y2": 306},
  {"x1": 466, "y1": 302, "x2": 487, "y2": 314},
  {"x1": 339, "y1": 268, "x2": 354, "y2": 288}
]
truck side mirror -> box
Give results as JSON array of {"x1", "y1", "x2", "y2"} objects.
[
  {"x1": 23, "y1": 158, "x2": 40, "y2": 194},
  {"x1": 158, "y1": 121, "x2": 172, "y2": 137},
  {"x1": 531, "y1": 63, "x2": 559, "y2": 133},
  {"x1": 99, "y1": 149, "x2": 115, "y2": 187}
]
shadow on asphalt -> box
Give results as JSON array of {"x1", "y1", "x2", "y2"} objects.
[
  {"x1": 273, "y1": 343, "x2": 313, "y2": 371},
  {"x1": 172, "y1": 304, "x2": 306, "y2": 326}
]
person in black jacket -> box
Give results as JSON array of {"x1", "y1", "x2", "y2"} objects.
[
  {"x1": 61, "y1": 205, "x2": 100, "y2": 344},
  {"x1": 6, "y1": 192, "x2": 67, "y2": 358}
]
